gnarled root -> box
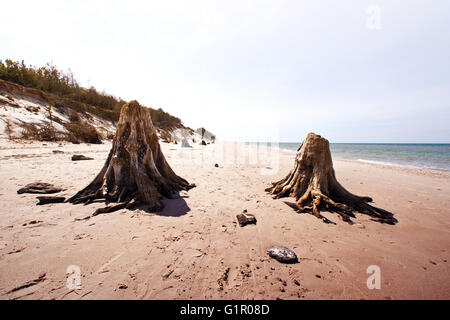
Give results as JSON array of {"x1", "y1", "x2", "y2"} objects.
[
  {"x1": 93, "y1": 201, "x2": 135, "y2": 216},
  {"x1": 266, "y1": 133, "x2": 397, "y2": 225}
]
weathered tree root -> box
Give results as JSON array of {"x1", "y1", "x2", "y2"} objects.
[
  {"x1": 266, "y1": 133, "x2": 397, "y2": 225},
  {"x1": 68, "y1": 101, "x2": 195, "y2": 216},
  {"x1": 17, "y1": 182, "x2": 63, "y2": 194},
  {"x1": 93, "y1": 202, "x2": 130, "y2": 216},
  {"x1": 36, "y1": 196, "x2": 66, "y2": 205}
]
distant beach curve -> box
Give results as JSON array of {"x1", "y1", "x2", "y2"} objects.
[{"x1": 249, "y1": 142, "x2": 450, "y2": 172}]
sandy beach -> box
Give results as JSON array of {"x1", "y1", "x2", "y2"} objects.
[{"x1": 0, "y1": 139, "x2": 449, "y2": 300}]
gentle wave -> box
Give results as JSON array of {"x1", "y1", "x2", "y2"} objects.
[
  {"x1": 354, "y1": 158, "x2": 422, "y2": 169},
  {"x1": 246, "y1": 142, "x2": 450, "y2": 172}
]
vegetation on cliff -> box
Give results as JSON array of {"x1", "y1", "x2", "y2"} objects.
[{"x1": 0, "y1": 59, "x2": 184, "y2": 130}]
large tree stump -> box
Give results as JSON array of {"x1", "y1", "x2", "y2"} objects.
[
  {"x1": 68, "y1": 101, "x2": 194, "y2": 214},
  {"x1": 266, "y1": 133, "x2": 397, "y2": 225}
]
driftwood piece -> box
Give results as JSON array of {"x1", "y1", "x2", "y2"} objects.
[
  {"x1": 36, "y1": 196, "x2": 66, "y2": 205},
  {"x1": 17, "y1": 182, "x2": 62, "y2": 194},
  {"x1": 236, "y1": 213, "x2": 257, "y2": 227},
  {"x1": 266, "y1": 133, "x2": 397, "y2": 225},
  {"x1": 68, "y1": 101, "x2": 194, "y2": 215},
  {"x1": 71, "y1": 155, "x2": 93, "y2": 161},
  {"x1": 7, "y1": 273, "x2": 46, "y2": 294}
]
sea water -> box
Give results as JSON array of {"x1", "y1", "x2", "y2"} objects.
[{"x1": 248, "y1": 142, "x2": 450, "y2": 172}]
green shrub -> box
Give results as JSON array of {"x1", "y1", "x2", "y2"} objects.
[{"x1": 65, "y1": 122, "x2": 102, "y2": 144}]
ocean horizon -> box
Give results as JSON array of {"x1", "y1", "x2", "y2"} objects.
[{"x1": 246, "y1": 142, "x2": 450, "y2": 172}]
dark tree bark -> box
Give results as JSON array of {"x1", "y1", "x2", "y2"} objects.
[
  {"x1": 68, "y1": 101, "x2": 194, "y2": 214},
  {"x1": 266, "y1": 133, "x2": 397, "y2": 225},
  {"x1": 36, "y1": 196, "x2": 65, "y2": 205}
]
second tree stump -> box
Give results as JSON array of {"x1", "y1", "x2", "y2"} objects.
[{"x1": 266, "y1": 133, "x2": 397, "y2": 225}]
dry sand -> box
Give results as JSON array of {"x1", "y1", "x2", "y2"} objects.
[{"x1": 0, "y1": 139, "x2": 449, "y2": 300}]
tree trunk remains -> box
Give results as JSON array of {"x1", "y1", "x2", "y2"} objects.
[
  {"x1": 266, "y1": 133, "x2": 397, "y2": 225},
  {"x1": 68, "y1": 101, "x2": 194, "y2": 214}
]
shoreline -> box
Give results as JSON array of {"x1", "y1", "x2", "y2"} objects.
[
  {"x1": 1, "y1": 137, "x2": 448, "y2": 179},
  {"x1": 244, "y1": 141, "x2": 450, "y2": 175},
  {"x1": 334, "y1": 158, "x2": 450, "y2": 180},
  {"x1": 256, "y1": 141, "x2": 450, "y2": 179}
]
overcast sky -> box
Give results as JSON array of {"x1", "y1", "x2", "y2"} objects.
[{"x1": 1, "y1": 0, "x2": 449, "y2": 142}]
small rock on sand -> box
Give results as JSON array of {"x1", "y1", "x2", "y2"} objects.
[
  {"x1": 71, "y1": 155, "x2": 94, "y2": 161},
  {"x1": 236, "y1": 213, "x2": 257, "y2": 227},
  {"x1": 267, "y1": 246, "x2": 298, "y2": 264}
]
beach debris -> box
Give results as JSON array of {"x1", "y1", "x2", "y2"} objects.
[
  {"x1": 7, "y1": 273, "x2": 46, "y2": 294},
  {"x1": 236, "y1": 212, "x2": 257, "y2": 227},
  {"x1": 267, "y1": 246, "x2": 298, "y2": 264},
  {"x1": 214, "y1": 163, "x2": 219, "y2": 168},
  {"x1": 36, "y1": 196, "x2": 66, "y2": 205},
  {"x1": 8, "y1": 247, "x2": 25, "y2": 254},
  {"x1": 265, "y1": 133, "x2": 397, "y2": 225},
  {"x1": 68, "y1": 101, "x2": 195, "y2": 216},
  {"x1": 163, "y1": 269, "x2": 174, "y2": 279},
  {"x1": 239, "y1": 264, "x2": 252, "y2": 279},
  {"x1": 71, "y1": 154, "x2": 93, "y2": 161},
  {"x1": 217, "y1": 267, "x2": 230, "y2": 291},
  {"x1": 74, "y1": 215, "x2": 91, "y2": 222},
  {"x1": 17, "y1": 182, "x2": 62, "y2": 194},
  {"x1": 23, "y1": 220, "x2": 42, "y2": 226}
]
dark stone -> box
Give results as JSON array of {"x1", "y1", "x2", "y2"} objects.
[
  {"x1": 36, "y1": 196, "x2": 66, "y2": 205},
  {"x1": 71, "y1": 155, "x2": 93, "y2": 161},
  {"x1": 200, "y1": 140, "x2": 207, "y2": 145},
  {"x1": 267, "y1": 246, "x2": 299, "y2": 264},
  {"x1": 214, "y1": 163, "x2": 219, "y2": 167},
  {"x1": 17, "y1": 182, "x2": 63, "y2": 194},
  {"x1": 236, "y1": 213, "x2": 256, "y2": 227}
]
